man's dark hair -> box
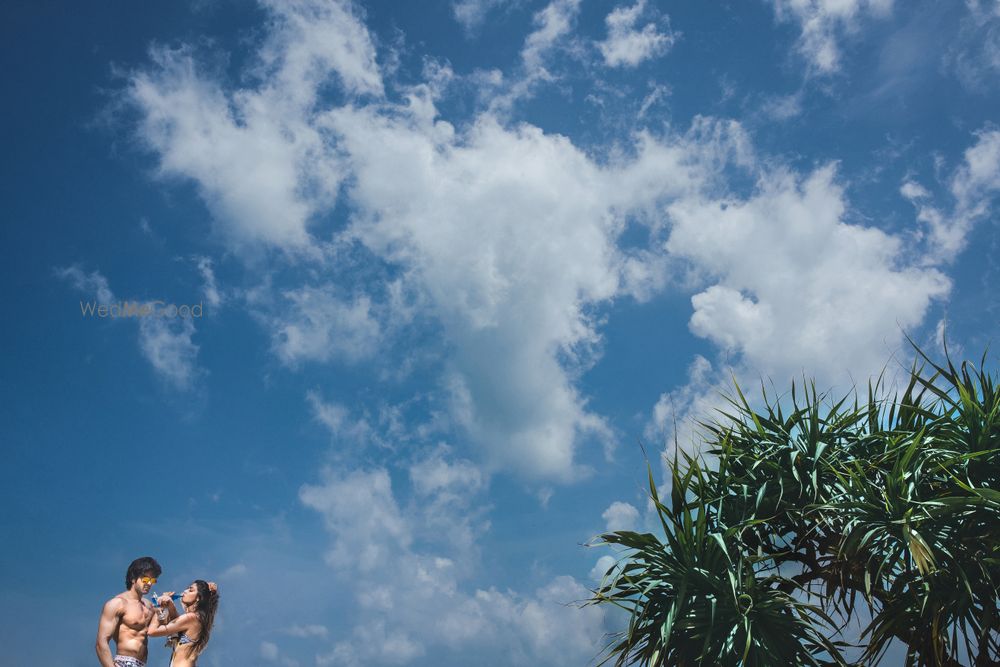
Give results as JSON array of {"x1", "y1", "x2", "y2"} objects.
[{"x1": 125, "y1": 556, "x2": 162, "y2": 589}]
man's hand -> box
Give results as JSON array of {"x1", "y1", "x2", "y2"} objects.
[
  {"x1": 154, "y1": 592, "x2": 178, "y2": 621},
  {"x1": 153, "y1": 592, "x2": 175, "y2": 609}
]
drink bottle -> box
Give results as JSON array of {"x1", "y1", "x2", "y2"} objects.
[{"x1": 151, "y1": 591, "x2": 182, "y2": 606}]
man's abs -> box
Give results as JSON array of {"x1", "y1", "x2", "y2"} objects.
[{"x1": 113, "y1": 598, "x2": 153, "y2": 658}]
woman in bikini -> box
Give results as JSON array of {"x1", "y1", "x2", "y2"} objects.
[{"x1": 148, "y1": 580, "x2": 219, "y2": 666}]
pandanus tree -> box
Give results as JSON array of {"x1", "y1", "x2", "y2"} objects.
[{"x1": 586, "y1": 348, "x2": 1000, "y2": 666}]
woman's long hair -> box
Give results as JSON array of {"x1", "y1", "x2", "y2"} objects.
[{"x1": 189, "y1": 580, "x2": 219, "y2": 657}]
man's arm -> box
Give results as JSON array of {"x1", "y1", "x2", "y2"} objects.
[
  {"x1": 153, "y1": 592, "x2": 180, "y2": 622},
  {"x1": 95, "y1": 598, "x2": 123, "y2": 667},
  {"x1": 148, "y1": 611, "x2": 195, "y2": 638}
]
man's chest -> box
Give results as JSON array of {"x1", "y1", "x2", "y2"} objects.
[{"x1": 120, "y1": 601, "x2": 153, "y2": 630}]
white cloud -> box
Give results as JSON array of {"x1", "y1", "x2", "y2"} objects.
[
  {"x1": 284, "y1": 624, "x2": 329, "y2": 638},
  {"x1": 321, "y1": 107, "x2": 752, "y2": 479},
  {"x1": 129, "y1": 0, "x2": 753, "y2": 481},
  {"x1": 220, "y1": 562, "x2": 248, "y2": 579},
  {"x1": 902, "y1": 128, "x2": 1000, "y2": 264},
  {"x1": 306, "y1": 390, "x2": 375, "y2": 444},
  {"x1": 271, "y1": 287, "x2": 380, "y2": 366},
  {"x1": 301, "y1": 463, "x2": 605, "y2": 666},
  {"x1": 947, "y1": 1, "x2": 1000, "y2": 92},
  {"x1": 260, "y1": 640, "x2": 300, "y2": 667},
  {"x1": 57, "y1": 265, "x2": 115, "y2": 304},
  {"x1": 196, "y1": 256, "x2": 223, "y2": 308},
  {"x1": 127, "y1": 0, "x2": 380, "y2": 254},
  {"x1": 408, "y1": 447, "x2": 490, "y2": 557},
  {"x1": 451, "y1": 0, "x2": 514, "y2": 31},
  {"x1": 643, "y1": 158, "x2": 958, "y2": 463},
  {"x1": 409, "y1": 447, "x2": 486, "y2": 499},
  {"x1": 666, "y1": 163, "x2": 950, "y2": 387},
  {"x1": 127, "y1": 0, "x2": 955, "y2": 483},
  {"x1": 138, "y1": 315, "x2": 201, "y2": 389},
  {"x1": 481, "y1": 0, "x2": 582, "y2": 110},
  {"x1": 116, "y1": 6, "x2": 986, "y2": 664},
  {"x1": 130, "y1": 45, "x2": 336, "y2": 253},
  {"x1": 260, "y1": 641, "x2": 279, "y2": 661},
  {"x1": 597, "y1": 0, "x2": 677, "y2": 68},
  {"x1": 300, "y1": 468, "x2": 411, "y2": 573},
  {"x1": 952, "y1": 127, "x2": 1000, "y2": 202},
  {"x1": 758, "y1": 90, "x2": 805, "y2": 121},
  {"x1": 768, "y1": 0, "x2": 894, "y2": 73},
  {"x1": 58, "y1": 266, "x2": 202, "y2": 390},
  {"x1": 647, "y1": 354, "x2": 721, "y2": 454},
  {"x1": 601, "y1": 501, "x2": 639, "y2": 532},
  {"x1": 257, "y1": 0, "x2": 383, "y2": 99},
  {"x1": 637, "y1": 83, "x2": 671, "y2": 119},
  {"x1": 521, "y1": 0, "x2": 581, "y2": 74},
  {"x1": 590, "y1": 554, "x2": 617, "y2": 581}
]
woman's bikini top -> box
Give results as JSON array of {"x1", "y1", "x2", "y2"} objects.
[{"x1": 177, "y1": 633, "x2": 194, "y2": 645}]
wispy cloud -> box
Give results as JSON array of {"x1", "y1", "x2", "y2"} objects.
[
  {"x1": 57, "y1": 265, "x2": 203, "y2": 390},
  {"x1": 768, "y1": 0, "x2": 894, "y2": 74},
  {"x1": 57, "y1": 265, "x2": 115, "y2": 304},
  {"x1": 946, "y1": 0, "x2": 1000, "y2": 92},
  {"x1": 597, "y1": 0, "x2": 677, "y2": 68},
  {"x1": 520, "y1": 0, "x2": 580, "y2": 73},
  {"x1": 137, "y1": 315, "x2": 201, "y2": 389},
  {"x1": 196, "y1": 256, "x2": 223, "y2": 308},
  {"x1": 451, "y1": 0, "x2": 516, "y2": 32},
  {"x1": 485, "y1": 0, "x2": 582, "y2": 110},
  {"x1": 901, "y1": 127, "x2": 1000, "y2": 263},
  {"x1": 271, "y1": 286, "x2": 380, "y2": 367}
]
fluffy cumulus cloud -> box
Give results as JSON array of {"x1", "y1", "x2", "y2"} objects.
[
  {"x1": 127, "y1": 0, "x2": 958, "y2": 482},
  {"x1": 601, "y1": 500, "x2": 640, "y2": 532},
  {"x1": 300, "y1": 467, "x2": 412, "y2": 572},
  {"x1": 300, "y1": 459, "x2": 605, "y2": 666},
  {"x1": 128, "y1": 0, "x2": 381, "y2": 253},
  {"x1": 642, "y1": 160, "x2": 957, "y2": 455},
  {"x1": 598, "y1": 0, "x2": 677, "y2": 68},
  {"x1": 113, "y1": 2, "x2": 988, "y2": 663},
  {"x1": 768, "y1": 0, "x2": 894, "y2": 73},
  {"x1": 667, "y1": 164, "x2": 950, "y2": 385},
  {"x1": 328, "y1": 108, "x2": 622, "y2": 479},
  {"x1": 324, "y1": 104, "x2": 758, "y2": 478},
  {"x1": 127, "y1": 0, "x2": 753, "y2": 480}
]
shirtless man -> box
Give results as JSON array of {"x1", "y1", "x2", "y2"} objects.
[{"x1": 96, "y1": 556, "x2": 163, "y2": 667}]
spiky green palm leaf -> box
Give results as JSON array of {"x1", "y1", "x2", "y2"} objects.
[{"x1": 586, "y1": 346, "x2": 1000, "y2": 666}]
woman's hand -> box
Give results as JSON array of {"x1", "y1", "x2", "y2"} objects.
[{"x1": 156, "y1": 592, "x2": 176, "y2": 609}]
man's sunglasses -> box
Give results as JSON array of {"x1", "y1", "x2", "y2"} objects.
[{"x1": 139, "y1": 577, "x2": 157, "y2": 585}]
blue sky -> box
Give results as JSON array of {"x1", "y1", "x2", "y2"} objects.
[{"x1": 1, "y1": 0, "x2": 999, "y2": 665}]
